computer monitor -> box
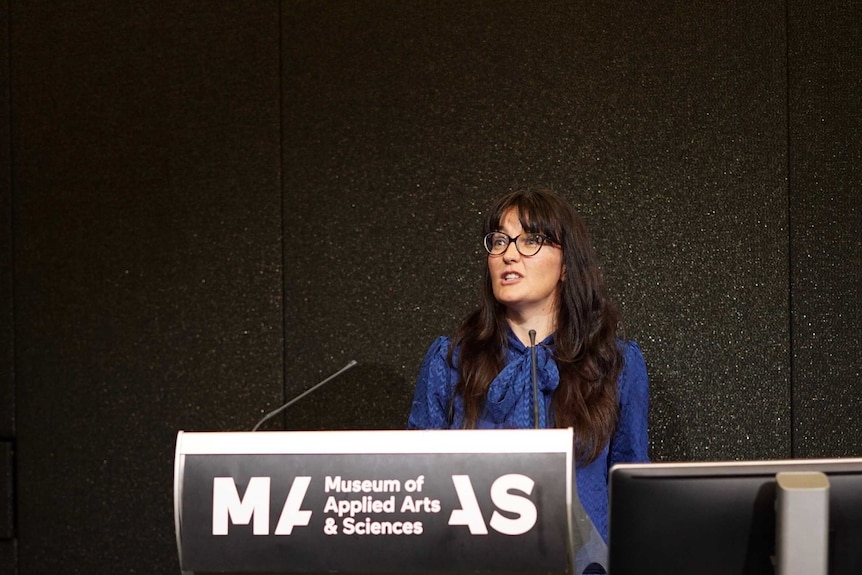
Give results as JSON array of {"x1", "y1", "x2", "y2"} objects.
[{"x1": 608, "y1": 458, "x2": 862, "y2": 575}]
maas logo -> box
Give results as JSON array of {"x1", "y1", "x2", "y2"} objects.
[
  {"x1": 211, "y1": 473, "x2": 538, "y2": 536},
  {"x1": 212, "y1": 476, "x2": 312, "y2": 535},
  {"x1": 448, "y1": 474, "x2": 537, "y2": 535}
]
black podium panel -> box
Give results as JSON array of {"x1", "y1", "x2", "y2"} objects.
[{"x1": 175, "y1": 429, "x2": 575, "y2": 574}]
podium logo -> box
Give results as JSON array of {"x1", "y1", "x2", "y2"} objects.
[
  {"x1": 212, "y1": 476, "x2": 312, "y2": 535},
  {"x1": 449, "y1": 474, "x2": 537, "y2": 535}
]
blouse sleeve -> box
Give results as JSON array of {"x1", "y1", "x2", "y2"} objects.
[
  {"x1": 609, "y1": 340, "x2": 650, "y2": 466},
  {"x1": 407, "y1": 336, "x2": 458, "y2": 429}
]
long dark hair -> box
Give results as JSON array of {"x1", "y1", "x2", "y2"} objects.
[{"x1": 450, "y1": 188, "x2": 622, "y2": 463}]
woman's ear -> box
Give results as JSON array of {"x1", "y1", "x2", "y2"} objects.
[{"x1": 560, "y1": 266, "x2": 567, "y2": 282}]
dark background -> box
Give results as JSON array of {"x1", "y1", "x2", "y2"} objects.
[{"x1": 1, "y1": 1, "x2": 859, "y2": 572}]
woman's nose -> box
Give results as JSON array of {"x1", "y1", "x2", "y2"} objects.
[{"x1": 502, "y1": 240, "x2": 521, "y2": 262}]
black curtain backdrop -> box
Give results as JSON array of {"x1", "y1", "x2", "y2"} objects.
[{"x1": 3, "y1": 1, "x2": 860, "y2": 573}]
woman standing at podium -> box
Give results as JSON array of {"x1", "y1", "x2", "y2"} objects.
[{"x1": 407, "y1": 187, "x2": 649, "y2": 549}]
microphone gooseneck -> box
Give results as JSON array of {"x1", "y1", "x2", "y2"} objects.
[
  {"x1": 529, "y1": 329, "x2": 539, "y2": 429},
  {"x1": 252, "y1": 359, "x2": 358, "y2": 431}
]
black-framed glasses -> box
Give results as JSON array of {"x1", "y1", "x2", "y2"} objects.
[{"x1": 483, "y1": 232, "x2": 556, "y2": 256}]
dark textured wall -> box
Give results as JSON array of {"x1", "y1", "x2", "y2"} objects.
[
  {"x1": 0, "y1": 0, "x2": 11, "y2": 437},
  {"x1": 3, "y1": 1, "x2": 860, "y2": 573},
  {"x1": 281, "y1": 1, "x2": 793, "y2": 463},
  {"x1": 788, "y1": 2, "x2": 862, "y2": 457},
  {"x1": 9, "y1": 2, "x2": 282, "y2": 573},
  {"x1": 1, "y1": 0, "x2": 16, "y2": 569}
]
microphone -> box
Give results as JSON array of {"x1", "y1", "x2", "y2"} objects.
[
  {"x1": 529, "y1": 330, "x2": 539, "y2": 429},
  {"x1": 252, "y1": 359, "x2": 358, "y2": 431}
]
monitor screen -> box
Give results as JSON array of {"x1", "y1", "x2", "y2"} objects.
[{"x1": 608, "y1": 458, "x2": 862, "y2": 575}]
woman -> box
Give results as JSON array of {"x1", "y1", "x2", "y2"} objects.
[{"x1": 407, "y1": 188, "x2": 649, "y2": 546}]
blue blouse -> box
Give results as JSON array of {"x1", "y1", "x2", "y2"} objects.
[{"x1": 407, "y1": 330, "x2": 650, "y2": 543}]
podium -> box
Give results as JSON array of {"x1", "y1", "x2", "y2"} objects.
[{"x1": 174, "y1": 429, "x2": 578, "y2": 574}]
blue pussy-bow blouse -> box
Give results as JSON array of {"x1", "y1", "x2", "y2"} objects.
[
  {"x1": 474, "y1": 330, "x2": 558, "y2": 428},
  {"x1": 407, "y1": 329, "x2": 559, "y2": 430}
]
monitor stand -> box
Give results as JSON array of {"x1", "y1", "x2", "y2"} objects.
[{"x1": 775, "y1": 471, "x2": 829, "y2": 575}]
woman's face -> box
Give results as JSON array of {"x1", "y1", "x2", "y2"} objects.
[{"x1": 488, "y1": 208, "x2": 564, "y2": 318}]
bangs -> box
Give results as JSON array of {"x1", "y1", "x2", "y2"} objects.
[{"x1": 484, "y1": 191, "x2": 564, "y2": 243}]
